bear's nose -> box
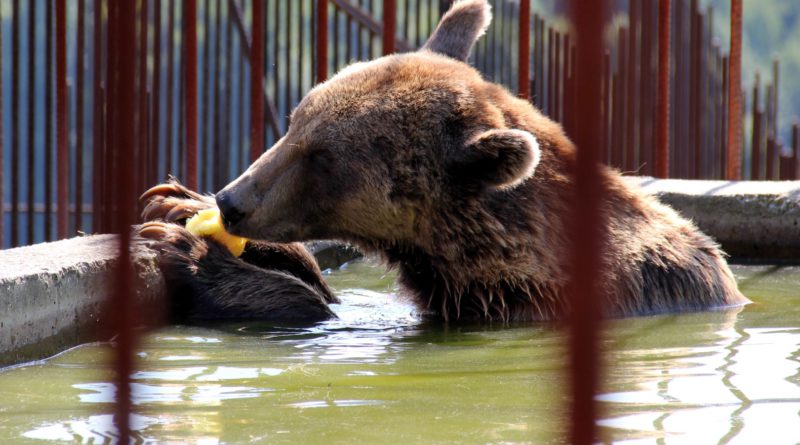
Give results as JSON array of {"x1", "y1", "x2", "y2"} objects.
[{"x1": 216, "y1": 191, "x2": 246, "y2": 227}]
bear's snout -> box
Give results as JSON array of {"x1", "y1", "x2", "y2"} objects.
[{"x1": 216, "y1": 191, "x2": 246, "y2": 229}]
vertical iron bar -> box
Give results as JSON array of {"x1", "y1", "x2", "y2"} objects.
[
  {"x1": 252, "y1": 0, "x2": 265, "y2": 162},
  {"x1": 317, "y1": 0, "x2": 328, "y2": 82},
  {"x1": 382, "y1": 0, "x2": 395, "y2": 54},
  {"x1": 285, "y1": 0, "x2": 292, "y2": 128},
  {"x1": 201, "y1": 0, "x2": 211, "y2": 190},
  {"x1": 224, "y1": 0, "x2": 232, "y2": 181},
  {"x1": 792, "y1": 122, "x2": 799, "y2": 179},
  {"x1": 0, "y1": 3, "x2": 3, "y2": 247},
  {"x1": 138, "y1": 0, "x2": 149, "y2": 196},
  {"x1": 554, "y1": 32, "x2": 561, "y2": 122},
  {"x1": 656, "y1": 0, "x2": 671, "y2": 178},
  {"x1": 547, "y1": 27, "x2": 553, "y2": 116},
  {"x1": 106, "y1": 0, "x2": 137, "y2": 440},
  {"x1": 183, "y1": 0, "x2": 198, "y2": 189},
  {"x1": 213, "y1": 0, "x2": 222, "y2": 189},
  {"x1": 12, "y1": 0, "x2": 20, "y2": 246},
  {"x1": 166, "y1": 0, "x2": 175, "y2": 177},
  {"x1": 726, "y1": 0, "x2": 742, "y2": 179},
  {"x1": 152, "y1": 0, "x2": 162, "y2": 184},
  {"x1": 568, "y1": 1, "x2": 607, "y2": 444},
  {"x1": 751, "y1": 73, "x2": 761, "y2": 180},
  {"x1": 76, "y1": 0, "x2": 86, "y2": 231},
  {"x1": 57, "y1": 0, "x2": 68, "y2": 239},
  {"x1": 27, "y1": 0, "x2": 38, "y2": 243},
  {"x1": 91, "y1": 0, "x2": 102, "y2": 232}
]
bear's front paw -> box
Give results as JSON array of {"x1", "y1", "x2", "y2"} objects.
[
  {"x1": 140, "y1": 179, "x2": 216, "y2": 224},
  {"x1": 136, "y1": 221, "x2": 214, "y2": 277}
]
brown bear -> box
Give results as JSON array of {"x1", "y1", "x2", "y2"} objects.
[
  {"x1": 148, "y1": 0, "x2": 749, "y2": 322},
  {"x1": 137, "y1": 180, "x2": 338, "y2": 322}
]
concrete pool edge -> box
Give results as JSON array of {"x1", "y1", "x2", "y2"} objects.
[
  {"x1": 625, "y1": 177, "x2": 800, "y2": 260},
  {"x1": 1, "y1": 177, "x2": 798, "y2": 366},
  {"x1": 0, "y1": 236, "x2": 360, "y2": 368}
]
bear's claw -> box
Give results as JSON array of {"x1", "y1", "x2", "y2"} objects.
[{"x1": 140, "y1": 178, "x2": 216, "y2": 224}]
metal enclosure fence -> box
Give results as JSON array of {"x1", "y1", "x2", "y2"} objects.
[
  {"x1": 0, "y1": 0, "x2": 798, "y2": 249},
  {"x1": 0, "y1": 0, "x2": 793, "y2": 443}
]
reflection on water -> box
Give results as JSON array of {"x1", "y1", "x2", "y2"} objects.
[{"x1": 0, "y1": 260, "x2": 798, "y2": 444}]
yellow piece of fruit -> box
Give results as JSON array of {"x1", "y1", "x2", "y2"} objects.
[{"x1": 185, "y1": 208, "x2": 249, "y2": 257}]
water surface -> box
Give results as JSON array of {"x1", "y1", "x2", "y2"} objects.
[{"x1": 0, "y1": 260, "x2": 798, "y2": 444}]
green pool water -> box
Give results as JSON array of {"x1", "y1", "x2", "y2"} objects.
[{"x1": 0, "y1": 260, "x2": 798, "y2": 444}]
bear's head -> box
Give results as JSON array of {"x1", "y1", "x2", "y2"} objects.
[{"x1": 217, "y1": 0, "x2": 542, "y2": 248}]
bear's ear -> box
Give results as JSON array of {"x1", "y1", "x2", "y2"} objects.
[
  {"x1": 448, "y1": 129, "x2": 541, "y2": 190},
  {"x1": 421, "y1": 0, "x2": 491, "y2": 62}
]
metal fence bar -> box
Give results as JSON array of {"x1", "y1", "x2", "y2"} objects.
[
  {"x1": 183, "y1": 0, "x2": 198, "y2": 189},
  {"x1": 727, "y1": 0, "x2": 742, "y2": 179},
  {"x1": 152, "y1": 0, "x2": 162, "y2": 185},
  {"x1": 26, "y1": 0, "x2": 37, "y2": 244},
  {"x1": 656, "y1": 0, "x2": 671, "y2": 178},
  {"x1": 106, "y1": 1, "x2": 138, "y2": 440},
  {"x1": 76, "y1": 0, "x2": 86, "y2": 232},
  {"x1": 517, "y1": 0, "x2": 531, "y2": 100},
  {"x1": 317, "y1": 0, "x2": 328, "y2": 82},
  {"x1": 252, "y1": 0, "x2": 265, "y2": 162},
  {"x1": 568, "y1": 1, "x2": 606, "y2": 443},
  {"x1": 382, "y1": 0, "x2": 396, "y2": 54},
  {"x1": 0, "y1": 2, "x2": 3, "y2": 248},
  {"x1": 57, "y1": 0, "x2": 68, "y2": 239},
  {"x1": 11, "y1": 0, "x2": 20, "y2": 246}
]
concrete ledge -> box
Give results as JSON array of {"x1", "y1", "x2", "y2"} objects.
[
  {"x1": 0, "y1": 235, "x2": 165, "y2": 368},
  {"x1": 626, "y1": 177, "x2": 800, "y2": 261}
]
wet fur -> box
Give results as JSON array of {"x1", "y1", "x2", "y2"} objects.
[{"x1": 137, "y1": 180, "x2": 337, "y2": 322}]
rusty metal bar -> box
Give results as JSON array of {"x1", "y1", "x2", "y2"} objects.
[
  {"x1": 106, "y1": 0, "x2": 138, "y2": 439},
  {"x1": 317, "y1": 0, "x2": 328, "y2": 82},
  {"x1": 27, "y1": 0, "x2": 38, "y2": 243},
  {"x1": 640, "y1": 0, "x2": 652, "y2": 176},
  {"x1": 285, "y1": 0, "x2": 293, "y2": 128},
  {"x1": 57, "y1": 0, "x2": 68, "y2": 239},
  {"x1": 11, "y1": 0, "x2": 20, "y2": 246},
  {"x1": 766, "y1": 135, "x2": 776, "y2": 180},
  {"x1": 223, "y1": 0, "x2": 232, "y2": 181},
  {"x1": 554, "y1": 32, "x2": 561, "y2": 122},
  {"x1": 383, "y1": 0, "x2": 396, "y2": 55},
  {"x1": 771, "y1": 59, "x2": 779, "y2": 137},
  {"x1": 792, "y1": 122, "x2": 799, "y2": 179},
  {"x1": 568, "y1": 1, "x2": 607, "y2": 443},
  {"x1": 212, "y1": 0, "x2": 223, "y2": 189},
  {"x1": 751, "y1": 109, "x2": 762, "y2": 180},
  {"x1": 252, "y1": 0, "x2": 265, "y2": 162},
  {"x1": 91, "y1": 0, "x2": 102, "y2": 233},
  {"x1": 237, "y1": 5, "x2": 245, "y2": 172},
  {"x1": 720, "y1": 55, "x2": 729, "y2": 177},
  {"x1": 183, "y1": 0, "x2": 198, "y2": 189},
  {"x1": 625, "y1": 1, "x2": 637, "y2": 173},
  {"x1": 152, "y1": 0, "x2": 162, "y2": 184},
  {"x1": 329, "y1": 0, "x2": 410, "y2": 52},
  {"x1": 201, "y1": 0, "x2": 211, "y2": 190},
  {"x1": 0, "y1": 3, "x2": 3, "y2": 247},
  {"x1": 137, "y1": 0, "x2": 149, "y2": 195},
  {"x1": 299, "y1": 0, "x2": 305, "y2": 100},
  {"x1": 602, "y1": 50, "x2": 611, "y2": 163},
  {"x1": 165, "y1": 0, "x2": 175, "y2": 177},
  {"x1": 726, "y1": 0, "x2": 742, "y2": 179},
  {"x1": 76, "y1": 0, "x2": 86, "y2": 232},
  {"x1": 656, "y1": 0, "x2": 671, "y2": 178},
  {"x1": 547, "y1": 27, "x2": 553, "y2": 116}
]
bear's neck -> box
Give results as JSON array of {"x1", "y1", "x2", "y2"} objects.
[{"x1": 349, "y1": 184, "x2": 569, "y2": 322}]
